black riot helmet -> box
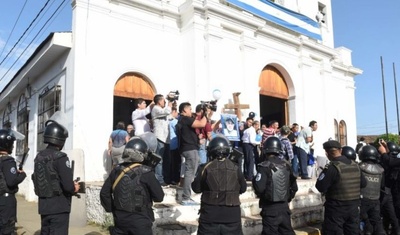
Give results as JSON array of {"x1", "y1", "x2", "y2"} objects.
[
  {"x1": 122, "y1": 137, "x2": 148, "y2": 163},
  {"x1": 341, "y1": 146, "x2": 356, "y2": 161},
  {"x1": 263, "y1": 136, "x2": 282, "y2": 155},
  {"x1": 0, "y1": 129, "x2": 16, "y2": 154},
  {"x1": 207, "y1": 135, "x2": 231, "y2": 160},
  {"x1": 43, "y1": 120, "x2": 69, "y2": 148},
  {"x1": 386, "y1": 141, "x2": 400, "y2": 155},
  {"x1": 359, "y1": 145, "x2": 379, "y2": 162}
]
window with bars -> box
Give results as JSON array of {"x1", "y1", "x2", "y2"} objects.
[
  {"x1": 16, "y1": 94, "x2": 29, "y2": 156},
  {"x1": 37, "y1": 85, "x2": 61, "y2": 151},
  {"x1": 2, "y1": 103, "x2": 12, "y2": 129},
  {"x1": 339, "y1": 120, "x2": 347, "y2": 146},
  {"x1": 334, "y1": 119, "x2": 339, "y2": 141}
]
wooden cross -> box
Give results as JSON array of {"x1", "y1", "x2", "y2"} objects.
[{"x1": 224, "y1": 92, "x2": 250, "y2": 121}]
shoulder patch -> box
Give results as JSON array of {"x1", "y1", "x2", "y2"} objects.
[
  {"x1": 255, "y1": 173, "x2": 261, "y2": 181},
  {"x1": 318, "y1": 173, "x2": 325, "y2": 181},
  {"x1": 10, "y1": 167, "x2": 16, "y2": 174},
  {"x1": 66, "y1": 160, "x2": 71, "y2": 168}
]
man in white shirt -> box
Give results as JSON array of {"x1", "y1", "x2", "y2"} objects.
[
  {"x1": 295, "y1": 120, "x2": 318, "y2": 179},
  {"x1": 241, "y1": 120, "x2": 261, "y2": 181},
  {"x1": 131, "y1": 98, "x2": 154, "y2": 136},
  {"x1": 151, "y1": 94, "x2": 172, "y2": 186}
]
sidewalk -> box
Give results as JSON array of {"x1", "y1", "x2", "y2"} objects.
[{"x1": 15, "y1": 195, "x2": 108, "y2": 235}]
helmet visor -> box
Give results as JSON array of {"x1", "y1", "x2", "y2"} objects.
[{"x1": 11, "y1": 130, "x2": 25, "y2": 140}]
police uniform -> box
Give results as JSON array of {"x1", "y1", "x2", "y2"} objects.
[
  {"x1": 192, "y1": 157, "x2": 247, "y2": 235},
  {"x1": 316, "y1": 140, "x2": 366, "y2": 235},
  {"x1": 100, "y1": 138, "x2": 164, "y2": 235},
  {"x1": 358, "y1": 157, "x2": 385, "y2": 234},
  {"x1": 0, "y1": 154, "x2": 26, "y2": 234},
  {"x1": 32, "y1": 146, "x2": 76, "y2": 235},
  {"x1": 253, "y1": 154, "x2": 298, "y2": 235}
]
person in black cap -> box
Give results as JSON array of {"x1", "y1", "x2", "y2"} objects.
[{"x1": 316, "y1": 140, "x2": 366, "y2": 235}]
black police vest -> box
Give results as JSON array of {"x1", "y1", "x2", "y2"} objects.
[
  {"x1": 260, "y1": 160, "x2": 290, "y2": 202},
  {"x1": 112, "y1": 165, "x2": 152, "y2": 212},
  {"x1": 0, "y1": 156, "x2": 17, "y2": 195},
  {"x1": 325, "y1": 160, "x2": 361, "y2": 201},
  {"x1": 359, "y1": 162, "x2": 384, "y2": 200},
  {"x1": 32, "y1": 150, "x2": 64, "y2": 197},
  {"x1": 201, "y1": 159, "x2": 241, "y2": 206}
]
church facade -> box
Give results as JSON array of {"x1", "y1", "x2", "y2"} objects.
[{"x1": 0, "y1": 0, "x2": 361, "y2": 201}]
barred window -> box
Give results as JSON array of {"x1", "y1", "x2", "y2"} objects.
[
  {"x1": 37, "y1": 85, "x2": 61, "y2": 151},
  {"x1": 339, "y1": 120, "x2": 347, "y2": 146},
  {"x1": 16, "y1": 94, "x2": 29, "y2": 157},
  {"x1": 333, "y1": 119, "x2": 339, "y2": 141},
  {"x1": 2, "y1": 103, "x2": 12, "y2": 129}
]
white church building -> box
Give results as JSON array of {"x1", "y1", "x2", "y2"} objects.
[{"x1": 0, "y1": 0, "x2": 361, "y2": 202}]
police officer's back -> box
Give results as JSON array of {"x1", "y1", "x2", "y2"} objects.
[
  {"x1": 32, "y1": 120, "x2": 79, "y2": 235},
  {"x1": 191, "y1": 135, "x2": 246, "y2": 235},
  {"x1": 316, "y1": 140, "x2": 366, "y2": 235},
  {"x1": 0, "y1": 129, "x2": 26, "y2": 234},
  {"x1": 252, "y1": 136, "x2": 298, "y2": 235},
  {"x1": 358, "y1": 145, "x2": 386, "y2": 235},
  {"x1": 100, "y1": 137, "x2": 164, "y2": 235}
]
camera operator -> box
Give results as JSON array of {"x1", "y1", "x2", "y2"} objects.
[
  {"x1": 195, "y1": 104, "x2": 213, "y2": 164},
  {"x1": 151, "y1": 94, "x2": 172, "y2": 186}
]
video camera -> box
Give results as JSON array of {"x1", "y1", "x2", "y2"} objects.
[
  {"x1": 200, "y1": 100, "x2": 218, "y2": 112},
  {"x1": 166, "y1": 90, "x2": 180, "y2": 102}
]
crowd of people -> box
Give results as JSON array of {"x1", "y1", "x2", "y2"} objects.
[{"x1": 3, "y1": 93, "x2": 400, "y2": 235}]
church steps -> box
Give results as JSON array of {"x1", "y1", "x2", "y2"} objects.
[{"x1": 85, "y1": 179, "x2": 323, "y2": 229}]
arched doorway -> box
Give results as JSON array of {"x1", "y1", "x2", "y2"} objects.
[
  {"x1": 113, "y1": 72, "x2": 156, "y2": 128},
  {"x1": 259, "y1": 65, "x2": 289, "y2": 127}
]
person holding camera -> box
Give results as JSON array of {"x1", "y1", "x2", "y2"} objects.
[
  {"x1": 191, "y1": 135, "x2": 246, "y2": 235},
  {"x1": 195, "y1": 104, "x2": 212, "y2": 164},
  {"x1": 100, "y1": 137, "x2": 164, "y2": 235},
  {"x1": 151, "y1": 94, "x2": 172, "y2": 186},
  {"x1": 176, "y1": 102, "x2": 207, "y2": 205}
]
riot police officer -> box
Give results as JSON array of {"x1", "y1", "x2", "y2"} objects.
[
  {"x1": 358, "y1": 145, "x2": 385, "y2": 235},
  {"x1": 32, "y1": 118, "x2": 80, "y2": 235},
  {"x1": 100, "y1": 137, "x2": 164, "y2": 235},
  {"x1": 191, "y1": 135, "x2": 246, "y2": 235},
  {"x1": 378, "y1": 140, "x2": 400, "y2": 235},
  {"x1": 0, "y1": 129, "x2": 26, "y2": 234},
  {"x1": 342, "y1": 145, "x2": 357, "y2": 162},
  {"x1": 316, "y1": 140, "x2": 366, "y2": 235},
  {"x1": 252, "y1": 136, "x2": 298, "y2": 235}
]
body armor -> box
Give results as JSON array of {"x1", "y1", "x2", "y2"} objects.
[
  {"x1": 32, "y1": 149, "x2": 64, "y2": 197},
  {"x1": 113, "y1": 165, "x2": 152, "y2": 212},
  {"x1": 325, "y1": 161, "x2": 361, "y2": 201},
  {"x1": 260, "y1": 160, "x2": 290, "y2": 202},
  {"x1": 201, "y1": 159, "x2": 240, "y2": 206},
  {"x1": 359, "y1": 162, "x2": 384, "y2": 200},
  {"x1": 0, "y1": 156, "x2": 15, "y2": 195}
]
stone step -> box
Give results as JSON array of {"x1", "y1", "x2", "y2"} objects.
[
  {"x1": 85, "y1": 179, "x2": 322, "y2": 227},
  {"x1": 154, "y1": 214, "x2": 322, "y2": 235},
  {"x1": 162, "y1": 178, "x2": 317, "y2": 204}
]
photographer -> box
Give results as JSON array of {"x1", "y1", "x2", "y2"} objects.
[
  {"x1": 195, "y1": 104, "x2": 213, "y2": 164},
  {"x1": 151, "y1": 94, "x2": 172, "y2": 186}
]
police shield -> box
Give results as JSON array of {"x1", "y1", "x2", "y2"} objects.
[
  {"x1": 46, "y1": 111, "x2": 68, "y2": 129},
  {"x1": 139, "y1": 132, "x2": 158, "y2": 153}
]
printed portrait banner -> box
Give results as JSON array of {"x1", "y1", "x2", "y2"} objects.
[{"x1": 221, "y1": 114, "x2": 240, "y2": 141}]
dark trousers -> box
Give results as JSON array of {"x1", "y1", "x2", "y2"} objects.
[
  {"x1": 40, "y1": 212, "x2": 70, "y2": 235},
  {"x1": 197, "y1": 222, "x2": 243, "y2": 235},
  {"x1": 260, "y1": 207, "x2": 295, "y2": 235},
  {"x1": 170, "y1": 148, "x2": 181, "y2": 183},
  {"x1": 297, "y1": 148, "x2": 308, "y2": 177},
  {"x1": 112, "y1": 212, "x2": 153, "y2": 235},
  {"x1": 243, "y1": 143, "x2": 255, "y2": 180},
  {"x1": 361, "y1": 199, "x2": 385, "y2": 235},
  {"x1": 322, "y1": 203, "x2": 359, "y2": 235},
  {"x1": 291, "y1": 147, "x2": 299, "y2": 176},
  {"x1": 0, "y1": 195, "x2": 17, "y2": 235},
  {"x1": 381, "y1": 190, "x2": 400, "y2": 234},
  {"x1": 392, "y1": 183, "x2": 400, "y2": 226}
]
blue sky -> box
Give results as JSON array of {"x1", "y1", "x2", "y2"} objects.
[{"x1": 0, "y1": 0, "x2": 399, "y2": 135}]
